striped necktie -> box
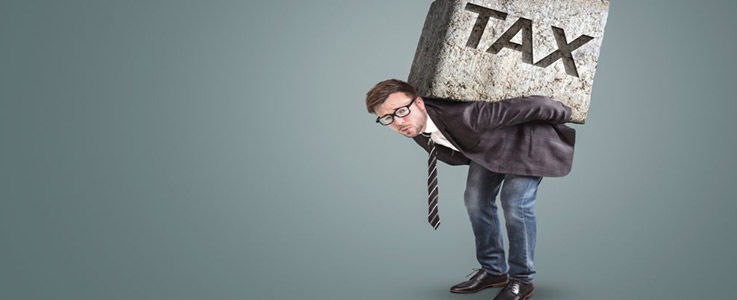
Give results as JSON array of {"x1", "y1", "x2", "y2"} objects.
[{"x1": 426, "y1": 134, "x2": 440, "y2": 230}]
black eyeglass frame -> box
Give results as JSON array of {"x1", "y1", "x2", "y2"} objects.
[{"x1": 375, "y1": 97, "x2": 418, "y2": 126}]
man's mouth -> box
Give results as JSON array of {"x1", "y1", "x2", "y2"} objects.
[{"x1": 400, "y1": 127, "x2": 411, "y2": 133}]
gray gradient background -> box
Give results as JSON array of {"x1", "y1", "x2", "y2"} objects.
[{"x1": 1, "y1": 0, "x2": 735, "y2": 299}]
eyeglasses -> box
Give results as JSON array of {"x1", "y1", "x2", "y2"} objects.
[{"x1": 375, "y1": 97, "x2": 417, "y2": 126}]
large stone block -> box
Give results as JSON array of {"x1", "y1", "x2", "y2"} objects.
[{"x1": 408, "y1": 0, "x2": 610, "y2": 123}]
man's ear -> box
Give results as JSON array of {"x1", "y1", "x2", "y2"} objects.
[{"x1": 416, "y1": 97, "x2": 425, "y2": 110}]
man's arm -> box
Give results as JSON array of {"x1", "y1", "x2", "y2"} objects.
[{"x1": 469, "y1": 95, "x2": 572, "y2": 132}]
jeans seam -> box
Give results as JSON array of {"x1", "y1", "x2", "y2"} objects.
[
  {"x1": 520, "y1": 177, "x2": 530, "y2": 273},
  {"x1": 488, "y1": 189, "x2": 503, "y2": 273}
]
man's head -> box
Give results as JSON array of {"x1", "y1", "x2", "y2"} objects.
[{"x1": 366, "y1": 79, "x2": 427, "y2": 138}]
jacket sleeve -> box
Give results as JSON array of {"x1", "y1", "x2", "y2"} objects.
[{"x1": 468, "y1": 95, "x2": 572, "y2": 132}]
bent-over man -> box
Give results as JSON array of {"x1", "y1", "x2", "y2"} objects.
[{"x1": 365, "y1": 79, "x2": 575, "y2": 300}]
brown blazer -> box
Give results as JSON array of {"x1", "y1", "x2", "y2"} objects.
[{"x1": 412, "y1": 96, "x2": 576, "y2": 177}]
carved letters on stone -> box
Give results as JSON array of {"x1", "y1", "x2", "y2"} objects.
[{"x1": 464, "y1": 3, "x2": 594, "y2": 78}]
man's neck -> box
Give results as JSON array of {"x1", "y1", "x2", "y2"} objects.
[
  {"x1": 423, "y1": 111, "x2": 438, "y2": 134},
  {"x1": 421, "y1": 115, "x2": 428, "y2": 133}
]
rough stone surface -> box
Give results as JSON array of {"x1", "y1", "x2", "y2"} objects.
[{"x1": 409, "y1": 0, "x2": 610, "y2": 123}]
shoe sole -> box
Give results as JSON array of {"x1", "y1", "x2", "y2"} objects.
[
  {"x1": 449, "y1": 281, "x2": 509, "y2": 294},
  {"x1": 522, "y1": 290, "x2": 535, "y2": 300}
]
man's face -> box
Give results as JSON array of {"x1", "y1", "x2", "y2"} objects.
[{"x1": 374, "y1": 92, "x2": 427, "y2": 138}]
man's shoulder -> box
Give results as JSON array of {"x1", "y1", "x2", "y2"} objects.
[
  {"x1": 423, "y1": 97, "x2": 476, "y2": 106},
  {"x1": 423, "y1": 97, "x2": 481, "y2": 115},
  {"x1": 422, "y1": 98, "x2": 482, "y2": 134}
]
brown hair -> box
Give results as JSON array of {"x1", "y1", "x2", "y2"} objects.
[{"x1": 365, "y1": 79, "x2": 418, "y2": 114}]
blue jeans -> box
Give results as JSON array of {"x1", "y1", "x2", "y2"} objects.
[{"x1": 464, "y1": 161, "x2": 542, "y2": 283}]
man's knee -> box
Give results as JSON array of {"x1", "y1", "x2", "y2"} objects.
[{"x1": 463, "y1": 188, "x2": 485, "y2": 210}]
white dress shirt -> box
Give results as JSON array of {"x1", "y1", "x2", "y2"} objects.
[{"x1": 423, "y1": 113, "x2": 460, "y2": 152}]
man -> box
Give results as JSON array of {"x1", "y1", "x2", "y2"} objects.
[{"x1": 365, "y1": 79, "x2": 575, "y2": 300}]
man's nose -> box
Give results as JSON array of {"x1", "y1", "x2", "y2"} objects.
[{"x1": 394, "y1": 116, "x2": 407, "y2": 125}]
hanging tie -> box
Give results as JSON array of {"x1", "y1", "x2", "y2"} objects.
[{"x1": 426, "y1": 134, "x2": 440, "y2": 230}]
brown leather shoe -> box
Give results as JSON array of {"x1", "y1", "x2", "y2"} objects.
[
  {"x1": 450, "y1": 270, "x2": 508, "y2": 293},
  {"x1": 492, "y1": 279, "x2": 534, "y2": 300}
]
